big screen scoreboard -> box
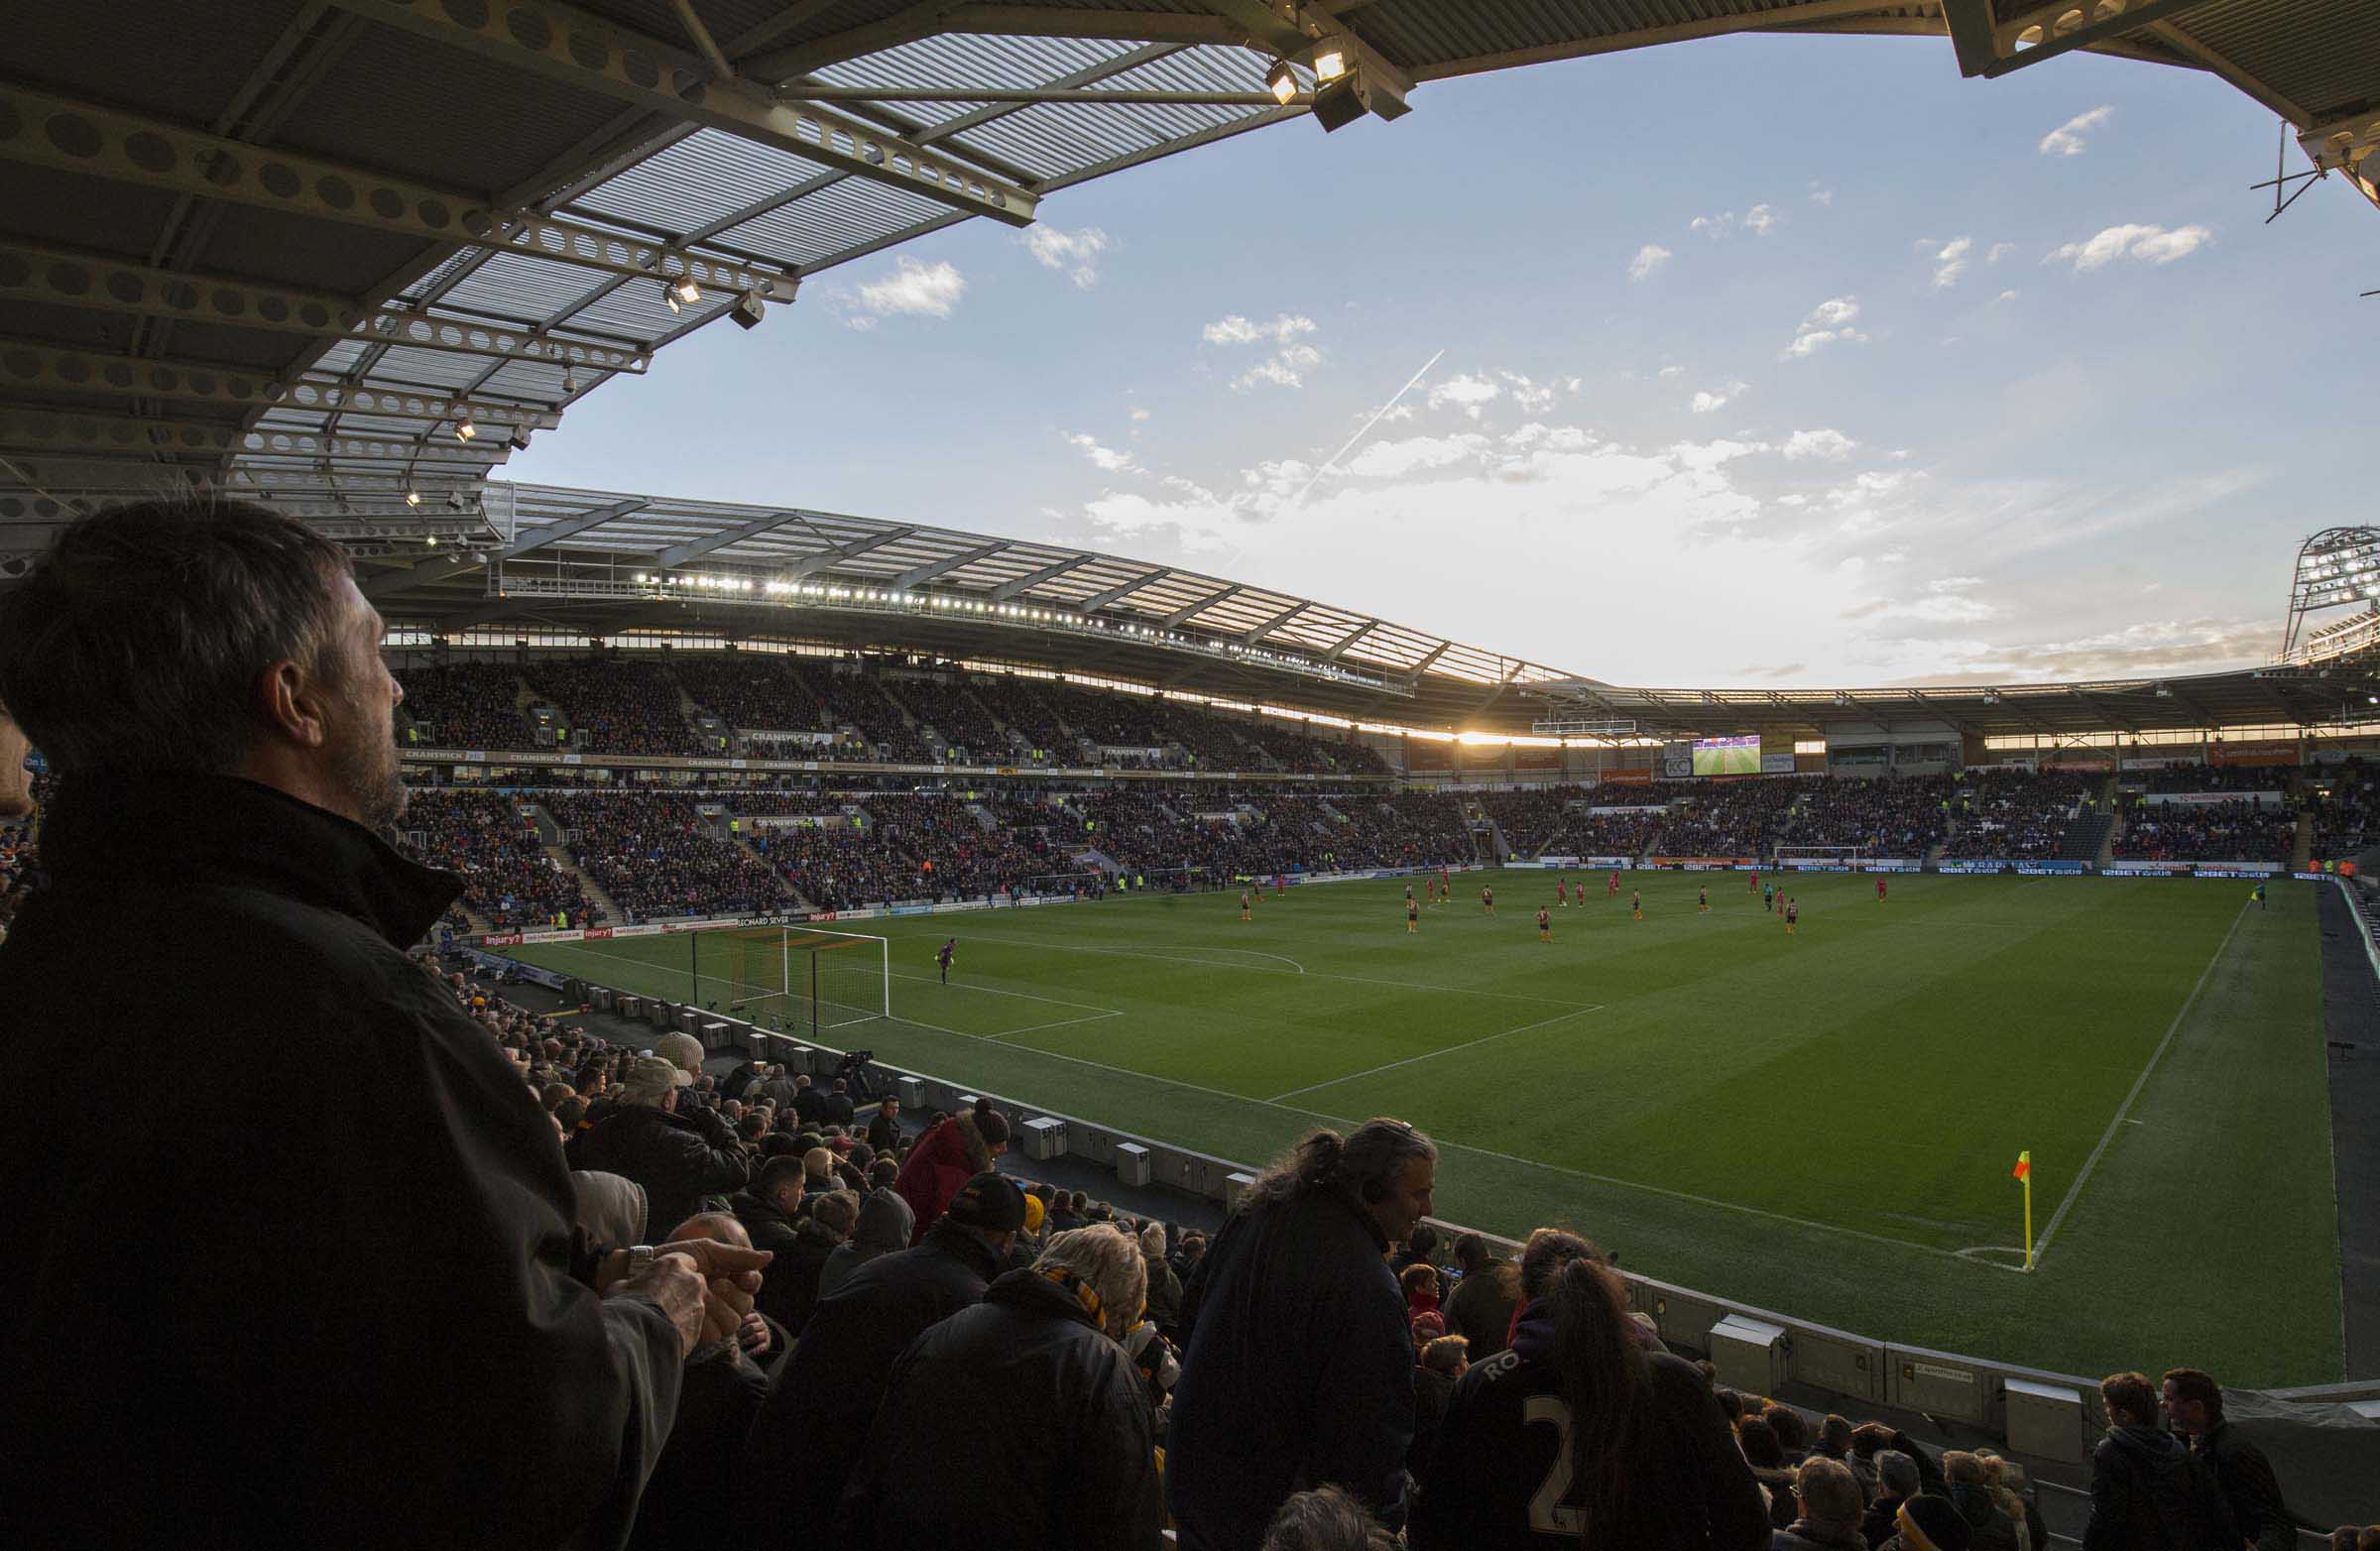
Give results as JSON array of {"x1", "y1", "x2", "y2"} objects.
[{"x1": 1692, "y1": 735, "x2": 1761, "y2": 776}]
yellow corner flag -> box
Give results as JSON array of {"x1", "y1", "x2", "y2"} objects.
[{"x1": 2013, "y1": 1151, "x2": 2033, "y2": 1270}]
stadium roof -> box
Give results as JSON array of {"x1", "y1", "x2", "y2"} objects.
[{"x1": 1, "y1": 0, "x2": 2375, "y2": 736}]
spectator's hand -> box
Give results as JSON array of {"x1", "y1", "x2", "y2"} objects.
[
  {"x1": 654, "y1": 1237, "x2": 772, "y2": 1344},
  {"x1": 737, "y1": 1309, "x2": 773, "y2": 1358},
  {"x1": 611, "y1": 1251, "x2": 711, "y2": 1359}
]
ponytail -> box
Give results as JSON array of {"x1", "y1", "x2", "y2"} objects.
[{"x1": 1522, "y1": 1232, "x2": 1643, "y2": 1529}]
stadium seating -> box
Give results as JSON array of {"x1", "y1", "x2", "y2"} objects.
[
  {"x1": 541, "y1": 792, "x2": 796, "y2": 922},
  {"x1": 2114, "y1": 797, "x2": 2295, "y2": 864},
  {"x1": 397, "y1": 661, "x2": 532, "y2": 751},
  {"x1": 1944, "y1": 770, "x2": 2099, "y2": 861},
  {"x1": 401, "y1": 789, "x2": 591, "y2": 929},
  {"x1": 2312, "y1": 758, "x2": 2380, "y2": 860},
  {"x1": 526, "y1": 658, "x2": 710, "y2": 757}
]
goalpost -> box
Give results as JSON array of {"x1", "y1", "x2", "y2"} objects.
[
  {"x1": 1773, "y1": 844, "x2": 1869, "y2": 869},
  {"x1": 699, "y1": 924, "x2": 891, "y2": 1039}
]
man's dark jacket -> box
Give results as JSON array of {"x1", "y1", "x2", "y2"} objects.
[
  {"x1": 2194, "y1": 1421, "x2": 2294, "y2": 1551},
  {"x1": 2082, "y1": 1424, "x2": 2237, "y2": 1551},
  {"x1": 865, "y1": 1109, "x2": 902, "y2": 1154},
  {"x1": 0, "y1": 775, "x2": 681, "y2": 1551},
  {"x1": 1167, "y1": 1185, "x2": 1416, "y2": 1551},
  {"x1": 569, "y1": 1096, "x2": 749, "y2": 1239},
  {"x1": 736, "y1": 1216, "x2": 1005, "y2": 1549},
  {"x1": 839, "y1": 1268, "x2": 1163, "y2": 1550}
]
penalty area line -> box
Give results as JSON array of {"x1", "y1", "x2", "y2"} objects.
[
  {"x1": 1265, "y1": 1004, "x2": 1607, "y2": 1103},
  {"x1": 2025, "y1": 897, "x2": 2248, "y2": 1271}
]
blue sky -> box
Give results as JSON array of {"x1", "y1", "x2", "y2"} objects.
[{"x1": 509, "y1": 33, "x2": 2371, "y2": 690}]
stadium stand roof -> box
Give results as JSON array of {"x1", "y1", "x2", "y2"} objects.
[{"x1": 1, "y1": 1, "x2": 2375, "y2": 737}]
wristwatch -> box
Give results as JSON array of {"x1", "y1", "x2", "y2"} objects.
[{"x1": 624, "y1": 1244, "x2": 657, "y2": 1278}]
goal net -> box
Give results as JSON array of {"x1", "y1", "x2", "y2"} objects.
[
  {"x1": 699, "y1": 925, "x2": 890, "y2": 1038},
  {"x1": 1773, "y1": 844, "x2": 1868, "y2": 867}
]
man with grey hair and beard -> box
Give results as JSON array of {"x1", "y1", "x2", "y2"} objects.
[
  {"x1": 840, "y1": 1223, "x2": 1164, "y2": 1549},
  {"x1": 0, "y1": 499, "x2": 769, "y2": 1551}
]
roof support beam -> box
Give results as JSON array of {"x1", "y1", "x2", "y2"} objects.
[
  {"x1": 366, "y1": 497, "x2": 653, "y2": 610},
  {"x1": 1162, "y1": 585, "x2": 1240, "y2": 628},
  {"x1": 326, "y1": 0, "x2": 1037, "y2": 228},
  {"x1": 744, "y1": 0, "x2": 969, "y2": 79},
  {"x1": 1402, "y1": 641, "x2": 1452, "y2": 685},
  {"x1": 0, "y1": 336, "x2": 557, "y2": 427},
  {"x1": 1078, "y1": 572, "x2": 1166, "y2": 612},
  {"x1": 1242, "y1": 600, "x2": 1307, "y2": 644},
  {"x1": 893, "y1": 6, "x2": 1245, "y2": 47},
  {"x1": 0, "y1": 403, "x2": 509, "y2": 468},
  {"x1": 991, "y1": 555, "x2": 1090, "y2": 601},
  {"x1": 776, "y1": 85, "x2": 1294, "y2": 105},
  {"x1": 892, "y1": 540, "x2": 1007, "y2": 590},
  {"x1": 654, "y1": 510, "x2": 808, "y2": 567},
  {"x1": 0, "y1": 239, "x2": 651, "y2": 373},
  {"x1": 0, "y1": 83, "x2": 799, "y2": 296},
  {"x1": 784, "y1": 528, "x2": 915, "y2": 578},
  {"x1": 1946, "y1": 0, "x2": 2225, "y2": 78},
  {"x1": 1411, "y1": 0, "x2": 1895, "y2": 82},
  {"x1": 1324, "y1": 619, "x2": 1379, "y2": 660},
  {"x1": 2143, "y1": 19, "x2": 2309, "y2": 125},
  {"x1": 499, "y1": 498, "x2": 655, "y2": 560}
]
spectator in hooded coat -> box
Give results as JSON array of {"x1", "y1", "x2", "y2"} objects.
[
  {"x1": 2082, "y1": 1372, "x2": 2236, "y2": 1551},
  {"x1": 893, "y1": 1097, "x2": 1011, "y2": 1242},
  {"x1": 819, "y1": 1188, "x2": 914, "y2": 1301},
  {"x1": 837, "y1": 1225, "x2": 1162, "y2": 1550},
  {"x1": 569, "y1": 1055, "x2": 751, "y2": 1238}
]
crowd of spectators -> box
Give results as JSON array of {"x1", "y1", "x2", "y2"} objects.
[
  {"x1": 2115, "y1": 797, "x2": 2296, "y2": 864},
  {"x1": 2312, "y1": 759, "x2": 2380, "y2": 860},
  {"x1": 1043, "y1": 679, "x2": 1169, "y2": 748},
  {"x1": 528, "y1": 658, "x2": 710, "y2": 757},
  {"x1": 886, "y1": 675, "x2": 1009, "y2": 762},
  {"x1": 1943, "y1": 769, "x2": 2098, "y2": 862},
  {"x1": 401, "y1": 789, "x2": 592, "y2": 929},
  {"x1": 965, "y1": 674, "x2": 1075, "y2": 756},
  {"x1": 1777, "y1": 775, "x2": 1953, "y2": 856},
  {"x1": 2124, "y1": 761, "x2": 2292, "y2": 794},
  {"x1": 1474, "y1": 785, "x2": 1582, "y2": 856},
  {"x1": 1650, "y1": 778, "x2": 1800, "y2": 858},
  {"x1": 827, "y1": 674, "x2": 935, "y2": 763},
  {"x1": 669, "y1": 656, "x2": 835, "y2": 736},
  {"x1": 394, "y1": 660, "x2": 531, "y2": 750},
  {"x1": 544, "y1": 791, "x2": 796, "y2": 922}
]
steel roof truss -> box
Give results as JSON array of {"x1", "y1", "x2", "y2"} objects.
[
  {"x1": 654, "y1": 510, "x2": 809, "y2": 566},
  {"x1": 0, "y1": 337, "x2": 558, "y2": 426},
  {"x1": 783, "y1": 527, "x2": 916, "y2": 577},
  {"x1": 329, "y1": 0, "x2": 1037, "y2": 229},
  {"x1": 1161, "y1": 584, "x2": 1239, "y2": 628},
  {"x1": 1078, "y1": 571, "x2": 1165, "y2": 612},
  {"x1": 892, "y1": 540, "x2": 1007, "y2": 589},
  {"x1": 0, "y1": 84, "x2": 799, "y2": 297},
  {"x1": 990, "y1": 554, "x2": 1090, "y2": 601},
  {"x1": 1949, "y1": 0, "x2": 2224, "y2": 78},
  {"x1": 1241, "y1": 600, "x2": 1307, "y2": 644}
]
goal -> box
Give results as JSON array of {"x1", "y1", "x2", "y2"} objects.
[
  {"x1": 699, "y1": 924, "x2": 891, "y2": 1038},
  {"x1": 1773, "y1": 844, "x2": 1868, "y2": 869}
]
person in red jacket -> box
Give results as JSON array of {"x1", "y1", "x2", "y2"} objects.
[{"x1": 894, "y1": 1097, "x2": 1012, "y2": 1243}]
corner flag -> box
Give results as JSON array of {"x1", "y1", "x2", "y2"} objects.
[{"x1": 2013, "y1": 1151, "x2": 2034, "y2": 1270}]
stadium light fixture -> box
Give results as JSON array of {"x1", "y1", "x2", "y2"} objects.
[
  {"x1": 562, "y1": 367, "x2": 579, "y2": 395},
  {"x1": 1265, "y1": 60, "x2": 1298, "y2": 105},
  {"x1": 454, "y1": 415, "x2": 476, "y2": 442},
  {"x1": 1312, "y1": 41, "x2": 1350, "y2": 81},
  {"x1": 672, "y1": 275, "x2": 703, "y2": 307},
  {"x1": 731, "y1": 291, "x2": 767, "y2": 331},
  {"x1": 405, "y1": 489, "x2": 421, "y2": 507}
]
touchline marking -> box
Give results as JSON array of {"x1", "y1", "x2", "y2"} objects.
[
  {"x1": 887, "y1": 966, "x2": 1117, "y2": 1015},
  {"x1": 950, "y1": 931, "x2": 1595, "y2": 1009},
  {"x1": 1265, "y1": 1005, "x2": 1607, "y2": 1102},
  {"x1": 976, "y1": 1009, "x2": 1125, "y2": 1043},
  {"x1": 2026, "y1": 898, "x2": 2249, "y2": 1270}
]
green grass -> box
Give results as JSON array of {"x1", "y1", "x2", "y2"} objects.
[{"x1": 514, "y1": 869, "x2": 2342, "y2": 1384}]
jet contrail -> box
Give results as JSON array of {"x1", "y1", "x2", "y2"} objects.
[{"x1": 1286, "y1": 346, "x2": 1445, "y2": 510}]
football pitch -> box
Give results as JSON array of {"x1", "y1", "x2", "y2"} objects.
[{"x1": 513, "y1": 869, "x2": 2343, "y2": 1384}]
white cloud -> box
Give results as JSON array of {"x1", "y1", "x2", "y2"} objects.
[
  {"x1": 1234, "y1": 343, "x2": 1323, "y2": 391},
  {"x1": 2045, "y1": 223, "x2": 2214, "y2": 272},
  {"x1": 2039, "y1": 105, "x2": 2114, "y2": 158},
  {"x1": 1658, "y1": 364, "x2": 1687, "y2": 379},
  {"x1": 1130, "y1": 407, "x2": 1150, "y2": 421},
  {"x1": 1691, "y1": 212, "x2": 1734, "y2": 239},
  {"x1": 1809, "y1": 183, "x2": 1835, "y2": 206},
  {"x1": 1343, "y1": 432, "x2": 1493, "y2": 478},
  {"x1": 1987, "y1": 242, "x2": 2017, "y2": 264},
  {"x1": 1694, "y1": 203, "x2": 1783, "y2": 239},
  {"x1": 1427, "y1": 373, "x2": 1502, "y2": 418},
  {"x1": 1690, "y1": 381, "x2": 1748, "y2": 415},
  {"x1": 1932, "y1": 236, "x2": 1973, "y2": 289},
  {"x1": 1064, "y1": 432, "x2": 1138, "y2": 474},
  {"x1": 1743, "y1": 203, "x2": 1780, "y2": 236},
  {"x1": 1020, "y1": 224, "x2": 1115, "y2": 288},
  {"x1": 1995, "y1": 289, "x2": 2019, "y2": 303},
  {"x1": 1203, "y1": 312, "x2": 1316, "y2": 347},
  {"x1": 1628, "y1": 243, "x2": 1673, "y2": 282},
  {"x1": 1501, "y1": 372, "x2": 1560, "y2": 412},
  {"x1": 1784, "y1": 296, "x2": 1869, "y2": 359},
  {"x1": 1781, "y1": 427, "x2": 1856, "y2": 461},
  {"x1": 848, "y1": 258, "x2": 965, "y2": 325}
]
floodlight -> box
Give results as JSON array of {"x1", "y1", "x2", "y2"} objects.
[
  {"x1": 672, "y1": 275, "x2": 703, "y2": 306},
  {"x1": 425, "y1": 535, "x2": 438, "y2": 546},
  {"x1": 661, "y1": 280, "x2": 682, "y2": 314},
  {"x1": 454, "y1": 415, "x2": 476, "y2": 442},
  {"x1": 1309, "y1": 75, "x2": 1365, "y2": 133},
  {"x1": 1313, "y1": 41, "x2": 1349, "y2": 80},
  {"x1": 562, "y1": 367, "x2": 580, "y2": 395},
  {"x1": 405, "y1": 489, "x2": 421, "y2": 507},
  {"x1": 1265, "y1": 60, "x2": 1298, "y2": 105},
  {"x1": 731, "y1": 291, "x2": 767, "y2": 330}
]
